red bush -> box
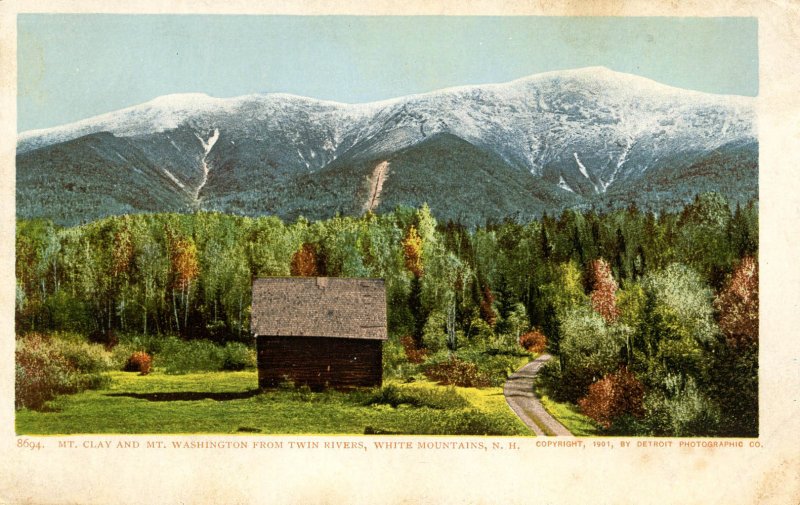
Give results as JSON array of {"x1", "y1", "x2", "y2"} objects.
[
  {"x1": 424, "y1": 357, "x2": 491, "y2": 388},
  {"x1": 519, "y1": 330, "x2": 547, "y2": 354},
  {"x1": 577, "y1": 368, "x2": 644, "y2": 429},
  {"x1": 400, "y1": 335, "x2": 428, "y2": 364},
  {"x1": 125, "y1": 352, "x2": 152, "y2": 375}
]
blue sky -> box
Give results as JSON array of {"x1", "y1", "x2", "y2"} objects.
[{"x1": 17, "y1": 15, "x2": 758, "y2": 132}]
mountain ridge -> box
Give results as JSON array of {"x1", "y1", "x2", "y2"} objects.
[
  {"x1": 18, "y1": 67, "x2": 754, "y2": 148},
  {"x1": 16, "y1": 67, "x2": 757, "y2": 226}
]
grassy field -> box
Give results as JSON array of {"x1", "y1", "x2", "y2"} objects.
[
  {"x1": 16, "y1": 371, "x2": 531, "y2": 436},
  {"x1": 538, "y1": 394, "x2": 601, "y2": 437}
]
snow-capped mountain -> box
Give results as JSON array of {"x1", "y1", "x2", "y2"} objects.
[{"x1": 16, "y1": 67, "x2": 757, "y2": 226}]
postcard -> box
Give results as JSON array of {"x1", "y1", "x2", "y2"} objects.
[{"x1": 1, "y1": 1, "x2": 798, "y2": 504}]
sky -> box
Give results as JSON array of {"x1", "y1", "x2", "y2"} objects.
[{"x1": 17, "y1": 15, "x2": 758, "y2": 132}]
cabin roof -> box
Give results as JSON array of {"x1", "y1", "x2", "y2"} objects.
[{"x1": 250, "y1": 277, "x2": 387, "y2": 340}]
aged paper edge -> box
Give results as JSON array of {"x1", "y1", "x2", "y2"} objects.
[{"x1": 0, "y1": 1, "x2": 798, "y2": 504}]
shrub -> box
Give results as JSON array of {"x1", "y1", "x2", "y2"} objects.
[
  {"x1": 110, "y1": 343, "x2": 138, "y2": 370},
  {"x1": 382, "y1": 335, "x2": 406, "y2": 366},
  {"x1": 382, "y1": 336, "x2": 421, "y2": 381},
  {"x1": 76, "y1": 372, "x2": 112, "y2": 390},
  {"x1": 154, "y1": 337, "x2": 225, "y2": 374},
  {"x1": 556, "y1": 306, "x2": 625, "y2": 402},
  {"x1": 437, "y1": 409, "x2": 522, "y2": 436},
  {"x1": 423, "y1": 356, "x2": 491, "y2": 388},
  {"x1": 52, "y1": 339, "x2": 113, "y2": 373},
  {"x1": 125, "y1": 352, "x2": 152, "y2": 374},
  {"x1": 147, "y1": 338, "x2": 255, "y2": 374},
  {"x1": 222, "y1": 342, "x2": 256, "y2": 370},
  {"x1": 519, "y1": 330, "x2": 547, "y2": 354},
  {"x1": 643, "y1": 375, "x2": 721, "y2": 437},
  {"x1": 467, "y1": 317, "x2": 494, "y2": 344},
  {"x1": 409, "y1": 386, "x2": 468, "y2": 409},
  {"x1": 15, "y1": 335, "x2": 77, "y2": 409},
  {"x1": 450, "y1": 347, "x2": 525, "y2": 386},
  {"x1": 117, "y1": 333, "x2": 167, "y2": 355},
  {"x1": 364, "y1": 384, "x2": 468, "y2": 410},
  {"x1": 15, "y1": 333, "x2": 114, "y2": 410},
  {"x1": 577, "y1": 368, "x2": 645, "y2": 429},
  {"x1": 400, "y1": 335, "x2": 427, "y2": 364},
  {"x1": 365, "y1": 384, "x2": 418, "y2": 408}
]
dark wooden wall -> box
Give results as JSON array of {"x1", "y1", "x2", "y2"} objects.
[{"x1": 257, "y1": 335, "x2": 383, "y2": 390}]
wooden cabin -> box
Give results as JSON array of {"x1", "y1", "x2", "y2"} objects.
[{"x1": 251, "y1": 277, "x2": 387, "y2": 390}]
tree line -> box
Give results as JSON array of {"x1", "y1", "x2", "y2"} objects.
[{"x1": 16, "y1": 192, "x2": 758, "y2": 435}]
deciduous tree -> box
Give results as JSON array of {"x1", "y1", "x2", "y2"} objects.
[
  {"x1": 402, "y1": 225, "x2": 424, "y2": 278},
  {"x1": 589, "y1": 258, "x2": 620, "y2": 324},
  {"x1": 290, "y1": 242, "x2": 321, "y2": 277},
  {"x1": 715, "y1": 257, "x2": 758, "y2": 349}
]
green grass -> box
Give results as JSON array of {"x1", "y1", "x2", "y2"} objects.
[
  {"x1": 538, "y1": 394, "x2": 602, "y2": 437},
  {"x1": 520, "y1": 405, "x2": 556, "y2": 436},
  {"x1": 16, "y1": 371, "x2": 531, "y2": 436}
]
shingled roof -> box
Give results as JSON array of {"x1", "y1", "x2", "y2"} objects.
[{"x1": 250, "y1": 277, "x2": 387, "y2": 340}]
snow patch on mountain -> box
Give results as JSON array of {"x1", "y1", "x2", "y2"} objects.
[
  {"x1": 197, "y1": 128, "x2": 219, "y2": 154},
  {"x1": 574, "y1": 152, "x2": 590, "y2": 179},
  {"x1": 193, "y1": 128, "x2": 219, "y2": 203},
  {"x1": 162, "y1": 168, "x2": 185, "y2": 189},
  {"x1": 558, "y1": 176, "x2": 575, "y2": 193},
  {"x1": 573, "y1": 153, "x2": 600, "y2": 193}
]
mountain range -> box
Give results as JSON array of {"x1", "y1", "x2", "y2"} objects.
[{"x1": 16, "y1": 67, "x2": 758, "y2": 226}]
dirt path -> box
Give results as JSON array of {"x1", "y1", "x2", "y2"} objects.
[{"x1": 504, "y1": 354, "x2": 572, "y2": 436}]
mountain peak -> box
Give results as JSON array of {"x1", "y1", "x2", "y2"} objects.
[
  {"x1": 513, "y1": 66, "x2": 673, "y2": 92},
  {"x1": 18, "y1": 66, "x2": 754, "y2": 158},
  {"x1": 145, "y1": 92, "x2": 216, "y2": 107},
  {"x1": 16, "y1": 64, "x2": 757, "y2": 227}
]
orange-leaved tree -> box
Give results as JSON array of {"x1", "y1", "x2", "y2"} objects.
[
  {"x1": 402, "y1": 225, "x2": 424, "y2": 278},
  {"x1": 290, "y1": 242, "x2": 321, "y2": 277},
  {"x1": 714, "y1": 256, "x2": 759, "y2": 349},
  {"x1": 589, "y1": 258, "x2": 619, "y2": 324},
  {"x1": 519, "y1": 329, "x2": 547, "y2": 354},
  {"x1": 169, "y1": 236, "x2": 199, "y2": 335}
]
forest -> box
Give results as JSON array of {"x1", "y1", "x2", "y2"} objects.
[{"x1": 15, "y1": 192, "x2": 759, "y2": 436}]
